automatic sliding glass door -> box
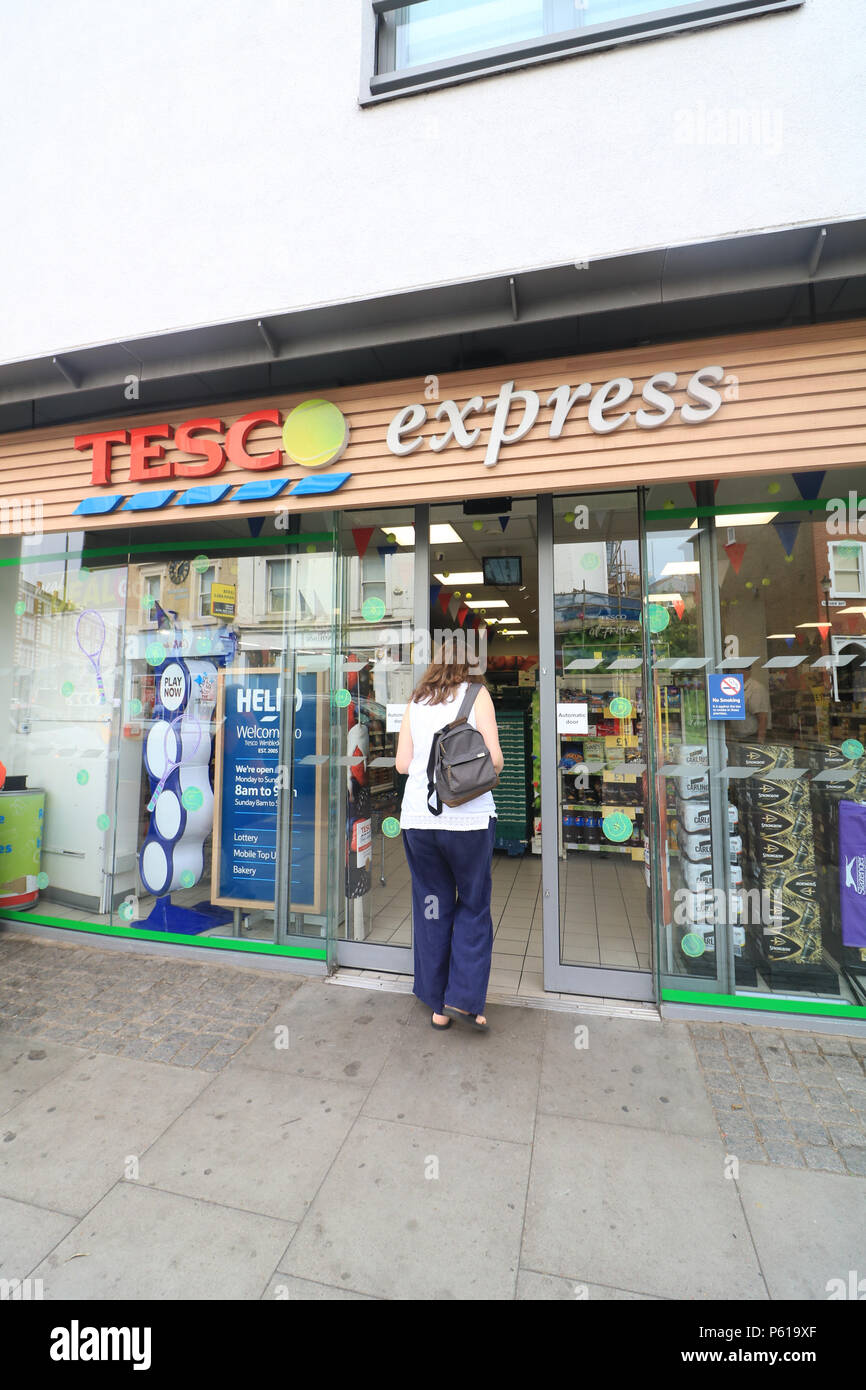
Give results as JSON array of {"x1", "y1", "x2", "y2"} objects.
[{"x1": 540, "y1": 491, "x2": 654, "y2": 1002}]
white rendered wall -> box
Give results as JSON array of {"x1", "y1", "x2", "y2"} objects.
[{"x1": 0, "y1": 0, "x2": 862, "y2": 365}]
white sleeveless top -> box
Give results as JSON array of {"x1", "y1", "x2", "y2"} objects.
[{"x1": 399, "y1": 682, "x2": 497, "y2": 831}]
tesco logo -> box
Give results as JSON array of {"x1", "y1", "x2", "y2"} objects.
[{"x1": 75, "y1": 400, "x2": 349, "y2": 487}]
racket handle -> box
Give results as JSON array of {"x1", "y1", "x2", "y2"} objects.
[
  {"x1": 147, "y1": 774, "x2": 168, "y2": 812},
  {"x1": 96, "y1": 672, "x2": 106, "y2": 704}
]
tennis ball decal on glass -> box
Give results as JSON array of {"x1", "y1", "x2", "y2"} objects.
[
  {"x1": 647, "y1": 604, "x2": 670, "y2": 633},
  {"x1": 362, "y1": 596, "x2": 386, "y2": 623},
  {"x1": 681, "y1": 932, "x2": 706, "y2": 958},
  {"x1": 282, "y1": 399, "x2": 350, "y2": 469},
  {"x1": 602, "y1": 812, "x2": 633, "y2": 844}
]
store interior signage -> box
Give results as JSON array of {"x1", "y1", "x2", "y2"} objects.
[{"x1": 386, "y1": 367, "x2": 726, "y2": 466}]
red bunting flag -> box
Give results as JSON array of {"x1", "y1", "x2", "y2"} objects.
[
  {"x1": 456, "y1": 604, "x2": 468, "y2": 626},
  {"x1": 724, "y1": 542, "x2": 747, "y2": 575},
  {"x1": 817, "y1": 624, "x2": 832, "y2": 641},
  {"x1": 438, "y1": 590, "x2": 452, "y2": 615},
  {"x1": 673, "y1": 598, "x2": 685, "y2": 620},
  {"x1": 351, "y1": 527, "x2": 374, "y2": 559}
]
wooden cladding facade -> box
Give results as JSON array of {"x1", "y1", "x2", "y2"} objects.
[{"x1": 1, "y1": 318, "x2": 864, "y2": 534}]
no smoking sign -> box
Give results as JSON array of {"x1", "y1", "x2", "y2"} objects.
[{"x1": 708, "y1": 672, "x2": 746, "y2": 721}]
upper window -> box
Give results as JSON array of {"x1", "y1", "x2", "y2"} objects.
[
  {"x1": 198, "y1": 564, "x2": 216, "y2": 618},
  {"x1": 829, "y1": 541, "x2": 866, "y2": 600},
  {"x1": 363, "y1": 0, "x2": 802, "y2": 102}
]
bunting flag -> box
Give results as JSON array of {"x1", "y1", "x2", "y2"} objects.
[
  {"x1": 351, "y1": 527, "x2": 375, "y2": 559},
  {"x1": 155, "y1": 601, "x2": 178, "y2": 636},
  {"x1": 785, "y1": 637, "x2": 795, "y2": 648},
  {"x1": 499, "y1": 516, "x2": 510, "y2": 532},
  {"x1": 430, "y1": 583, "x2": 442, "y2": 608},
  {"x1": 377, "y1": 545, "x2": 398, "y2": 557},
  {"x1": 456, "y1": 604, "x2": 468, "y2": 626},
  {"x1": 792, "y1": 471, "x2": 826, "y2": 501},
  {"x1": 673, "y1": 598, "x2": 685, "y2": 621},
  {"x1": 687, "y1": 480, "x2": 720, "y2": 500},
  {"x1": 246, "y1": 516, "x2": 265, "y2": 538},
  {"x1": 818, "y1": 623, "x2": 832, "y2": 641},
  {"x1": 438, "y1": 590, "x2": 452, "y2": 615},
  {"x1": 772, "y1": 520, "x2": 800, "y2": 557},
  {"x1": 724, "y1": 542, "x2": 747, "y2": 575}
]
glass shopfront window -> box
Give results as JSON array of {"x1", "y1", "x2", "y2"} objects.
[
  {"x1": 0, "y1": 516, "x2": 336, "y2": 962},
  {"x1": 647, "y1": 467, "x2": 866, "y2": 1016}
]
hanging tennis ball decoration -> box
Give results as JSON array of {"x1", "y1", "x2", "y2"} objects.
[
  {"x1": 472, "y1": 520, "x2": 483, "y2": 531},
  {"x1": 564, "y1": 512, "x2": 575, "y2": 524},
  {"x1": 453, "y1": 591, "x2": 461, "y2": 599},
  {"x1": 768, "y1": 481, "x2": 780, "y2": 494},
  {"x1": 663, "y1": 499, "x2": 676, "y2": 510},
  {"x1": 762, "y1": 577, "x2": 771, "y2": 587},
  {"x1": 745, "y1": 581, "x2": 754, "y2": 589},
  {"x1": 465, "y1": 592, "x2": 472, "y2": 600}
]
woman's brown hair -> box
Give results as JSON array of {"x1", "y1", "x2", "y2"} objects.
[{"x1": 411, "y1": 658, "x2": 487, "y2": 707}]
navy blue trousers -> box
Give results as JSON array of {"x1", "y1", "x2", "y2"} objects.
[{"x1": 402, "y1": 819, "x2": 495, "y2": 1016}]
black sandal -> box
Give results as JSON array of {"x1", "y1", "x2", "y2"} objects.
[
  {"x1": 445, "y1": 1006, "x2": 489, "y2": 1032},
  {"x1": 431, "y1": 1014, "x2": 452, "y2": 1030}
]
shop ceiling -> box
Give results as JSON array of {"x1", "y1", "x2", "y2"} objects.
[{"x1": 1, "y1": 217, "x2": 864, "y2": 434}]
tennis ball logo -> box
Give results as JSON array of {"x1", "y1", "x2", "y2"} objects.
[{"x1": 282, "y1": 399, "x2": 349, "y2": 469}]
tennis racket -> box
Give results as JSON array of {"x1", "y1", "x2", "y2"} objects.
[
  {"x1": 147, "y1": 712, "x2": 202, "y2": 811},
  {"x1": 76, "y1": 609, "x2": 106, "y2": 704}
]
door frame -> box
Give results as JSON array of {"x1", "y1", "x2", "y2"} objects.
[
  {"x1": 538, "y1": 491, "x2": 656, "y2": 1002},
  {"x1": 333, "y1": 506, "x2": 427, "y2": 972}
]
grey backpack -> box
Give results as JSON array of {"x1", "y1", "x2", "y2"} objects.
[{"x1": 425, "y1": 684, "x2": 499, "y2": 815}]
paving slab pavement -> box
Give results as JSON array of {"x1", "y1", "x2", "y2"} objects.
[{"x1": 2, "y1": 930, "x2": 865, "y2": 1301}]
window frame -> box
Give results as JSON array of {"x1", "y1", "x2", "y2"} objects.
[
  {"x1": 360, "y1": 0, "x2": 803, "y2": 104},
  {"x1": 828, "y1": 540, "x2": 866, "y2": 600},
  {"x1": 266, "y1": 556, "x2": 292, "y2": 615},
  {"x1": 197, "y1": 563, "x2": 216, "y2": 619}
]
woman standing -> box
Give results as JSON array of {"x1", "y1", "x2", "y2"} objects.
[{"x1": 395, "y1": 655, "x2": 503, "y2": 1031}]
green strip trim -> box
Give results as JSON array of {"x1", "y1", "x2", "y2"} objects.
[
  {"x1": 662, "y1": 987, "x2": 866, "y2": 1019},
  {"x1": 0, "y1": 910, "x2": 326, "y2": 960},
  {"x1": 646, "y1": 498, "x2": 838, "y2": 522},
  {"x1": 0, "y1": 533, "x2": 335, "y2": 569}
]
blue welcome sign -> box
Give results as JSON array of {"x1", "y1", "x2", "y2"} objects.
[{"x1": 212, "y1": 667, "x2": 325, "y2": 912}]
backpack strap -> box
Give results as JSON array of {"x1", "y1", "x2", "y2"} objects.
[
  {"x1": 426, "y1": 730, "x2": 444, "y2": 816},
  {"x1": 454, "y1": 681, "x2": 481, "y2": 723}
]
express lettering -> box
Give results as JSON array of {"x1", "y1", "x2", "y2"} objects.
[{"x1": 387, "y1": 367, "x2": 725, "y2": 467}]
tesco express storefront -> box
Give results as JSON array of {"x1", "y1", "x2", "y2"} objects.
[{"x1": 1, "y1": 316, "x2": 865, "y2": 1032}]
